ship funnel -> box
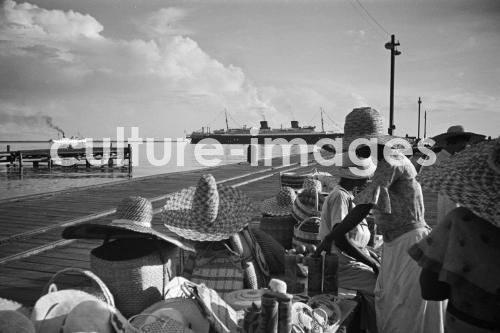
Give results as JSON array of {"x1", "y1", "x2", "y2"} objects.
[
  {"x1": 291, "y1": 121, "x2": 299, "y2": 129},
  {"x1": 260, "y1": 121, "x2": 270, "y2": 129}
]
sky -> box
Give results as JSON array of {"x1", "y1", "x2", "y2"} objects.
[{"x1": 0, "y1": 0, "x2": 499, "y2": 140}]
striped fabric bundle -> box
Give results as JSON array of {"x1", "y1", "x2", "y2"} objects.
[{"x1": 183, "y1": 245, "x2": 244, "y2": 298}]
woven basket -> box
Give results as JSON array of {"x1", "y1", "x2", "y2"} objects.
[
  {"x1": 42, "y1": 267, "x2": 115, "y2": 307},
  {"x1": 280, "y1": 172, "x2": 309, "y2": 189},
  {"x1": 259, "y1": 214, "x2": 296, "y2": 249},
  {"x1": 90, "y1": 238, "x2": 178, "y2": 318},
  {"x1": 292, "y1": 217, "x2": 321, "y2": 248}
]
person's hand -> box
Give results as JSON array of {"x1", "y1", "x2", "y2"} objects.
[
  {"x1": 372, "y1": 262, "x2": 380, "y2": 276},
  {"x1": 313, "y1": 238, "x2": 332, "y2": 257},
  {"x1": 368, "y1": 248, "x2": 381, "y2": 265}
]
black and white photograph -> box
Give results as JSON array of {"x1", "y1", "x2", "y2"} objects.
[{"x1": 0, "y1": 0, "x2": 499, "y2": 332}]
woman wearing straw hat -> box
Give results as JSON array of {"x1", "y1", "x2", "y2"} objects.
[
  {"x1": 409, "y1": 138, "x2": 500, "y2": 333},
  {"x1": 316, "y1": 107, "x2": 445, "y2": 333}
]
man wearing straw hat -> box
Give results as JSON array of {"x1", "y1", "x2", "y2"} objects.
[
  {"x1": 319, "y1": 153, "x2": 379, "y2": 333},
  {"x1": 316, "y1": 107, "x2": 445, "y2": 333},
  {"x1": 431, "y1": 125, "x2": 485, "y2": 226}
]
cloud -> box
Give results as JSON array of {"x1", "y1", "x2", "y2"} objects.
[
  {"x1": 137, "y1": 7, "x2": 192, "y2": 37},
  {"x1": 0, "y1": 0, "x2": 103, "y2": 41},
  {"x1": 0, "y1": 1, "x2": 283, "y2": 138}
]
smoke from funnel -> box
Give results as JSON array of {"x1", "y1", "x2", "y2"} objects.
[
  {"x1": 0, "y1": 111, "x2": 65, "y2": 136},
  {"x1": 44, "y1": 116, "x2": 65, "y2": 137}
]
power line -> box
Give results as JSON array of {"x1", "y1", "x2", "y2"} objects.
[{"x1": 349, "y1": 0, "x2": 391, "y2": 39}]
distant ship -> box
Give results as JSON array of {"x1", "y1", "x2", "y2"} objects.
[
  {"x1": 49, "y1": 134, "x2": 88, "y2": 147},
  {"x1": 187, "y1": 111, "x2": 343, "y2": 144}
]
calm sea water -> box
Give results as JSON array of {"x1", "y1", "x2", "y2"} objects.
[{"x1": 0, "y1": 141, "x2": 316, "y2": 200}]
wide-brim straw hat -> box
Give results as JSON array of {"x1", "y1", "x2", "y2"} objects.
[
  {"x1": 260, "y1": 186, "x2": 296, "y2": 216},
  {"x1": 432, "y1": 125, "x2": 485, "y2": 147},
  {"x1": 62, "y1": 196, "x2": 194, "y2": 251},
  {"x1": 129, "y1": 298, "x2": 209, "y2": 333},
  {"x1": 342, "y1": 107, "x2": 400, "y2": 151},
  {"x1": 418, "y1": 138, "x2": 500, "y2": 226},
  {"x1": 162, "y1": 174, "x2": 255, "y2": 242}
]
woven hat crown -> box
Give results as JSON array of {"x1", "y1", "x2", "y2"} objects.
[
  {"x1": 447, "y1": 125, "x2": 465, "y2": 134},
  {"x1": 115, "y1": 196, "x2": 153, "y2": 225},
  {"x1": 344, "y1": 107, "x2": 384, "y2": 138},
  {"x1": 303, "y1": 178, "x2": 322, "y2": 192},
  {"x1": 276, "y1": 186, "x2": 296, "y2": 207},
  {"x1": 193, "y1": 174, "x2": 219, "y2": 225}
]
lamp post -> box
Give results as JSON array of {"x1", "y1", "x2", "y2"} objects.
[{"x1": 385, "y1": 34, "x2": 401, "y2": 135}]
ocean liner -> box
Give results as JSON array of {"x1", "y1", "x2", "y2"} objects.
[{"x1": 188, "y1": 111, "x2": 343, "y2": 144}]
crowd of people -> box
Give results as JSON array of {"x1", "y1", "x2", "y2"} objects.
[{"x1": 314, "y1": 107, "x2": 499, "y2": 333}]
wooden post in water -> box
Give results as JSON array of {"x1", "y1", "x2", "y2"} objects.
[
  {"x1": 6, "y1": 145, "x2": 10, "y2": 152},
  {"x1": 18, "y1": 151, "x2": 23, "y2": 173},
  {"x1": 47, "y1": 153, "x2": 52, "y2": 171},
  {"x1": 127, "y1": 144, "x2": 132, "y2": 176}
]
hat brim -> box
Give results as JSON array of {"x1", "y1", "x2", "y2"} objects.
[
  {"x1": 162, "y1": 184, "x2": 255, "y2": 241},
  {"x1": 342, "y1": 134, "x2": 401, "y2": 152},
  {"x1": 62, "y1": 221, "x2": 195, "y2": 252},
  {"x1": 418, "y1": 140, "x2": 500, "y2": 227},
  {"x1": 260, "y1": 197, "x2": 293, "y2": 216},
  {"x1": 432, "y1": 132, "x2": 485, "y2": 147},
  {"x1": 130, "y1": 298, "x2": 209, "y2": 333}
]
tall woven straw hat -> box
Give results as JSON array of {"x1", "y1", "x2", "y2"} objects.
[
  {"x1": 62, "y1": 196, "x2": 194, "y2": 251},
  {"x1": 260, "y1": 186, "x2": 297, "y2": 216},
  {"x1": 161, "y1": 174, "x2": 255, "y2": 241},
  {"x1": 342, "y1": 107, "x2": 398, "y2": 151},
  {"x1": 432, "y1": 125, "x2": 485, "y2": 147},
  {"x1": 418, "y1": 138, "x2": 500, "y2": 227},
  {"x1": 291, "y1": 188, "x2": 324, "y2": 222}
]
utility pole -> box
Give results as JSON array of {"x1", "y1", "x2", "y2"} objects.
[
  {"x1": 320, "y1": 108, "x2": 325, "y2": 132},
  {"x1": 224, "y1": 109, "x2": 229, "y2": 131},
  {"x1": 385, "y1": 34, "x2": 401, "y2": 135},
  {"x1": 424, "y1": 110, "x2": 427, "y2": 138},
  {"x1": 417, "y1": 97, "x2": 422, "y2": 140}
]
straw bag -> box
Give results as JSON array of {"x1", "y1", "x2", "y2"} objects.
[
  {"x1": 259, "y1": 214, "x2": 296, "y2": 249},
  {"x1": 292, "y1": 217, "x2": 321, "y2": 248},
  {"x1": 90, "y1": 238, "x2": 178, "y2": 318},
  {"x1": 182, "y1": 243, "x2": 244, "y2": 298}
]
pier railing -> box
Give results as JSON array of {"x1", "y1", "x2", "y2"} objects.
[{"x1": 0, "y1": 144, "x2": 132, "y2": 174}]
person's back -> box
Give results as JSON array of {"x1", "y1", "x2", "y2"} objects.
[{"x1": 410, "y1": 207, "x2": 500, "y2": 332}]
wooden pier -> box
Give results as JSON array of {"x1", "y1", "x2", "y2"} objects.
[
  {"x1": 0, "y1": 145, "x2": 133, "y2": 174},
  {"x1": 0, "y1": 153, "x2": 439, "y2": 306}
]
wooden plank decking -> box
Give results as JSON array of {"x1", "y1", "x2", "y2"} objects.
[{"x1": 0, "y1": 153, "x2": 439, "y2": 306}]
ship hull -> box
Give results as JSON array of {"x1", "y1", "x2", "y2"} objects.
[{"x1": 189, "y1": 133, "x2": 343, "y2": 145}]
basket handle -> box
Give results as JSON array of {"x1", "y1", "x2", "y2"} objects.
[
  {"x1": 314, "y1": 189, "x2": 319, "y2": 211},
  {"x1": 296, "y1": 216, "x2": 319, "y2": 230},
  {"x1": 42, "y1": 267, "x2": 115, "y2": 307}
]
